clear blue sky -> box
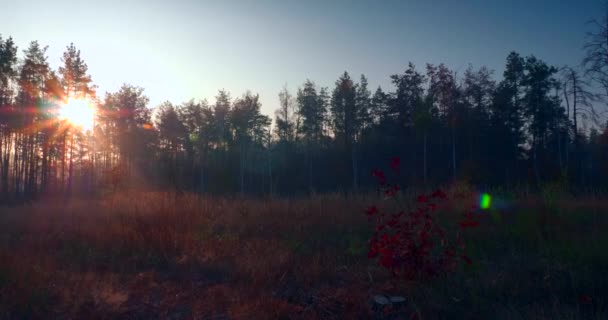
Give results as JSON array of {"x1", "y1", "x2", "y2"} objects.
[{"x1": 1, "y1": 0, "x2": 603, "y2": 116}]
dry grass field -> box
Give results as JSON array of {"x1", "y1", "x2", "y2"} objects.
[{"x1": 0, "y1": 190, "x2": 607, "y2": 319}]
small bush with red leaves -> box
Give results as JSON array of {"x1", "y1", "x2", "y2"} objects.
[{"x1": 366, "y1": 158, "x2": 477, "y2": 281}]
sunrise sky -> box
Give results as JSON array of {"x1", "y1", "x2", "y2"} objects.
[{"x1": 1, "y1": 0, "x2": 602, "y2": 115}]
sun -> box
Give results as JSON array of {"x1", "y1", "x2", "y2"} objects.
[{"x1": 59, "y1": 98, "x2": 96, "y2": 131}]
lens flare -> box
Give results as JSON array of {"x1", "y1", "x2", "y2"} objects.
[
  {"x1": 480, "y1": 193, "x2": 492, "y2": 209},
  {"x1": 59, "y1": 98, "x2": 95, "y2": 131}
]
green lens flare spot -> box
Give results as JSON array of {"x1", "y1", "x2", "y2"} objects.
[{"x1": 480, "y1": 193, "x2": 492, "y2": 209}]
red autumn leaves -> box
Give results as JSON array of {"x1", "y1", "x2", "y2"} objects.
[
  {"x1": 371, "y1": 169, "x2": 387, "y2": 186},
  {"x1": 390, "y1": 157, "x2": 400, "y2": 173},
  {"x1": 459, "y1": 209, "x2": 480, "y2": 229},
  {"x1": 365, "y1": 206, "x2": 379, "y2": 216},
  {"x1": 366, "y1": 158, "x2": 478, "y2": 281}
]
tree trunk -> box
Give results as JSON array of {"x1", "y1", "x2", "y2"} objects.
[
  {"x1": 67, "y1": 132, "x2": 74, "y2": 197},
  {"x1": 562, "y1": 84, "x2": 570, "y2": 172},
  {"x1": 41, "y1": 136, "x2": 48, "y2": 194},
  {"x1": 308, "y1": 140, "x2": 313, "y2": 195},
  {"x1": 0, "y1": 131, "x2": 3, "y2": 199},
  {"x1": 351, "y1": 139, "x2": 358, "y2": 193},
  {"x1": 572, "y1": 73, "x2": 580, "y2": 183},
  {"x1": 267, "y1": 144, "x2": 273, "y2": 196},
  {"x1": 239, "y1": 142, "x2": 246, "y2": 194},
  {"x1": 423, "y1": 130, "x2": 427, "y2": 186},
  {"x1": 61, "y1": 132, "x2": 66, "y2": 193},
  {"x1": 451, "y1": 124, "x2": 456, "y2": 181},
  {"x1": 199, "y1": 146, "x2": 205, "y2": 194},
  {"x1": 533, "y1": 138, "x2": 540, "y2": 187}
]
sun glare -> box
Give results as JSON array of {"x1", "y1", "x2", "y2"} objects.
[{"x1": 59, "y1": 99, "x2": 96, "y2": 131}]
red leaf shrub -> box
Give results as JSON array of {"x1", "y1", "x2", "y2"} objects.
[
  {"x1": 371, "y1": 169, "x2": 387, "y2": 186},
  {"x1": 579, "y1": 294, "x2": 592, "y2": 304},
  {"x1": 390, "y1": 157, "x2": 401, "y2": 173},
  {"x1": 366, "y1": 206, "x2": 379, "y2": 216},
  {"x1": 366, "y1": 158, "x2": 478, "y2": 281}
]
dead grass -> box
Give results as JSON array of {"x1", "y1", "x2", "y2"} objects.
[{"x1": 0, "y1": 191, "x2": 606, "y2": 319}]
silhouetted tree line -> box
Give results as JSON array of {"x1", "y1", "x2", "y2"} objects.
[{"x1": 1, "y1": 16, "x2": 608, "y2": 201}]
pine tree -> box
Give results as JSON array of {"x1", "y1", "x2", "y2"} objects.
[
  {"x1": 0, "y1": 36, "x2": 18, "y2": 199},
  {"x1": 330, "y1": 71, "x2": 359, "y2": 190},
  {"x1": 58, "y1": 43, "x2": 94, "y2": 100},
  {"x1": 522, "y1": 55, "x2": 563, "y2": 184},
  {"x1": 490, "y1": 52, "x2": 525, "y2": 184},
  {"x1": 296, "y1": 80, "x2": 326, "y2": 193},
  {"x1": 275, "y1": 85, "x2": 296, "y2": 143},
  {"x1": 16, "y1": 41, "x2": 54, "y2": 197}
]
